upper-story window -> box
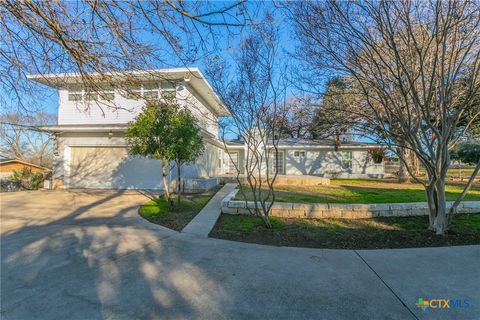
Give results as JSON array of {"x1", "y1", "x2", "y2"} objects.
[
  {"x1": 124, "y1": 82, "x2": 176, "y2": 100},
  {"x1": 161, "y1": 81, "x2": 176, "y2": 100},
  {"x1": 143, "y1": 83, "x2": 159, "y2": 99},
  {"x1": 67, "y1": 86, "x2": 83, "y2": 102},
  {"x1": 67, "y1": 85, "x2": 115, "y2": 102}
]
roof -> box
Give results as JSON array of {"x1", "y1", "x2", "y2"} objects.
[
  {"x1": 39, "y1": 124, "x2": 127, "y2": 133},
  {"x1": 0, "y1": 159, "x2": 50, "y2": 171},
  {"x1": 226, "y1": 138, "x2": 381, "y2": 149},
  {"x1": 39, "y1": 123, "x2": 220, "y2": 145},
  {"x1": 26, "y1": 67, "x2": 230, "y2": 116}
]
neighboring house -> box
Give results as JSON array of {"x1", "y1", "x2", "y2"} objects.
[
  {"x1": 28, "y1": 68, "x2": 229, "y2": 189},
  {"x1": 225, "y1": 138, "x2": 385, "y2": 179},
  {"x1": 0, "y1": 157, "x2": 50, "y2": 179}
]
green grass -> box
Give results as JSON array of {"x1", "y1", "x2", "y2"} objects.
[
  {"x1": 139, "y1": 189, "x2": 218, "y2": 231},
  {"x1": 235, "y1": 179, "x2": 480, "y2": 204},
  {"x1": 210, "y1": 213, "x2": 480, "y2": 249}
]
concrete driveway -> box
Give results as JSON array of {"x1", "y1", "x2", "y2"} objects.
[{"x1": 1, "y1": 190, "x2": 478, "y2": 319}]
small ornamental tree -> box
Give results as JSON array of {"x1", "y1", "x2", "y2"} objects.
[
  {"x1": 125, "y1": 102, "x2": 176, "y2": 203},
  {"x1": 125, "y1": 101, "x2": 204, "y2": 205},
  {"x1": 169, "y1": 110, "x2": 204, "y2": 205}
]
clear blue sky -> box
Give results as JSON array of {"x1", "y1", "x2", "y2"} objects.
[
  {"x1": 0, "y1": 2, "x2": 330, "y2": 127},
  {"x1": 4, "y1": 3, "x2": 308, "y2": 118}
]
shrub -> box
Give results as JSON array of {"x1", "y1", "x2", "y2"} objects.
[
  {"x1": 368, "y1": 148, "x2": 384, "y2": 164},
  {"x1": 8, "y1": 168, "x2": 45, "y2": 190}
]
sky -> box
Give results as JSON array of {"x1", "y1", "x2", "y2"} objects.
[{"x1": 1, "y1": 2, "x2": 308, "y2": 119}]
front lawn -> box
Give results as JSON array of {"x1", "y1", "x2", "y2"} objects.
[
  {"x1": 235, "y1": 179, "x2": 480, "y2": 203},
  {"x1": 139, "y1": 188, "x2": 218, "y2": 231},
  {"x1": 209, "y1": 213, "x2": 480, "y2": 249}
]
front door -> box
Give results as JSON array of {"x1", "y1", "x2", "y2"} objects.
[
  {"x1": 273, "y1": 150, "x2": 285, "y2": 175},
  {"x1": 228, "y1": 152, "x2": 239, "y2": 174}
]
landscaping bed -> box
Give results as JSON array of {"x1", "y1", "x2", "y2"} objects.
[
  {"x1": 139, "y1": 187, "x2": 219, "y2": 231},
  {"x1": 235, "y1": 179, "x2": 480, "y2": 203},
  {"x1": 209, "y1": 213, "x2": 480, "y2": 249}
]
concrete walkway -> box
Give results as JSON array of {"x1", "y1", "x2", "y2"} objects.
[
  {"x1": 1, "y1": 190, "x2": 479, "y2": 319},
  {"x1": 182, "y1": 183, "x2": 237, "y2": 237}
]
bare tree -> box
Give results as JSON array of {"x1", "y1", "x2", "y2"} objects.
[
  {"x1": 0, "y1": 112, "x2": 56, "y2": 167},
  {"x1": 271, "y1": 96, "x2": 315, "y2": 139},
  {"x1": 207, "y1": 13, "x2": 287, "y2": 228},
  {"x1": 291, "y1": 0, "x2": 480, "y2": 234},
  {"x1": 0, "y1": 1, "x2": 251, "y2": 114}
]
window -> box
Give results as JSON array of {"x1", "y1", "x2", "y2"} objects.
[
  {"x1": 143, "y1": 83, "x2": 159, "y2": 99},
  {"x1": 125, "y1": 83, "x2": 160, "y2": 100},
  {"x1": 161, "y1": 81, "x2": 176, "y2": 100},
  {"x1": 67, "y1": 85, "x2": 115, "y2": 102},
  {"x1": 218, "y1": 149, "x2": 222, "y2": 169},
  {"x1": 126, "y1": 85, "x2": 142, "y2": 100},
  {"x1": 339, "y1": 151, "x2": 352, "y2": 169},
  {"x1": 84, "y1": 91, "x2": 98, "y2": 101},
  {"x1": 294, "y1": 151, "x2": 306, "y2": 158},
  {"x1": 269, "y1": 150, "x2": 285, "y2": 175},
  {"x1": 68, "y1": 85, "x2": 82, "y2": 102},
  {"x1": 99, "y1": 85, "x2": 115, "y2": 101}
]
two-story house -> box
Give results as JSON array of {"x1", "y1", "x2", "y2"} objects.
[{"x1": 28, "y1": 68, "x2": 229, "y2": 190}]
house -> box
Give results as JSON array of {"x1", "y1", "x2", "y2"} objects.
[
  {"x1": 224, "y1": 138, "x2": 385, "y2": 179},
  {"x1": 27, "y1": 67, "x2": 384, "y2": 190},
  {"x1": 0, "y1": 157, "x2": 50, "y2": 179},
  {"x1": 28, "y1": 68, "x2": 229, "y2": 189}
]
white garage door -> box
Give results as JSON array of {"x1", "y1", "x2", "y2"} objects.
[{"x1": 69, "y1": 146, "x2": 164, "y2": 189}]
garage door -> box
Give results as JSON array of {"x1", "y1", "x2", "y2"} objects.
[{"x1": 69, "y1": 147, "x2": 164, "y2": 189}]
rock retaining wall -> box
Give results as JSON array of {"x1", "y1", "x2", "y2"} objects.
[{"x1": 221, "y1": 189, "x2": 480, "y2": 219}]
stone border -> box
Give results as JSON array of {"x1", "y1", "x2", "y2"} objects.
[{"x1": 221, "y1": 189, "x2": 480, "y2": 219}]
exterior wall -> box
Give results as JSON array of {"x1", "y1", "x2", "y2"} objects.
[
  {"x1": 54, "y1": 131, "x2": 223, "y2": 189},
  {"x1": 58, "y1": 88, "x2": 145, "y2": 125},
  {"x1": 180, "y1": 141, "x2": 224, "y2": 179},
  {"x1": 225, "y1": 146, "x2": 385, "y2": 178},
  {"x1": 284, "y1": 148, "x2": 384, "y2": 178},
  {"x1": 177, "y1": 85, "x2": 219, "y2": 137},
  {"x1": 58, "y1": 82, "x2": 219, "y2": 138}
]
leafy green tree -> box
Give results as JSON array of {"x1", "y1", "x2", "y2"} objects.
[
  {"x1": 310, "y1": 77, "x2": 352, "y2": 141},
  {"x1": 125, "y1": 101, "x2": 204, "y2": 205},
  {"x1": 169, "y1": 110, "x2": 204, "y2": 205},
  {"x1": 455, "y1": 142, "x2": 480, "y2": 165}
]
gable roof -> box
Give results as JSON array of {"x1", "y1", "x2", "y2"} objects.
[
  {"x1": 26, "y1": 67, "x2": 229, "y2": 116},
  {"x1": 0, "y1": 158, "x2": 50, "y2": 171}
]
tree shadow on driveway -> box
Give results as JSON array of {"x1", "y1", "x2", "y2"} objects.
[
  {"x1": 0, "y1": 190, "x2": 229, "y2": 319},
  {"x1": 1, "y1": 190, "x2": 428, "y2": 320}
]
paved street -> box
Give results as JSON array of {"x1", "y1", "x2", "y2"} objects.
[{"x1": 1, "y1": 190, "x2": 478, "y2": 319}]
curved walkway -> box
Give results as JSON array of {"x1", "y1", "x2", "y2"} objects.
[{"x1": 1, "y1": 190, "x2": 478, "y2": 319}]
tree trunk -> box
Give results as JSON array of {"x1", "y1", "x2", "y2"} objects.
[
  {"x1": 409, "y1": 151, "x2": 420, "y2": 176},
  {"x1": 432, "y1": 178, "x2": 448, "y2": 235},
  {"x1": 398, "y1": 148, "x2": 411, "y2": 183},
  {"x1": 161, "y1": 160, "x2": 172, "y2": 205},
  {"x1": 425, "y1": 185, "x2": 437, "y2": 230},
  {"x1": 177, "y1": 163, "x2": 182, "y2": 206}
]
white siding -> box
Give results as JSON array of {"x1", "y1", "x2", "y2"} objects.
[
  {"x1": 177, "y1": 85, "x2": 219, "y2": 137},
  {"x1": 58, "y1": 83, "x2": 220, "y2": 139},
  {"x1": 58, "y1": 88, "x2": 145, "y2": 125},
  {"x1": 284, "y1": 149, "x2": 384, "y2": 178}
]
